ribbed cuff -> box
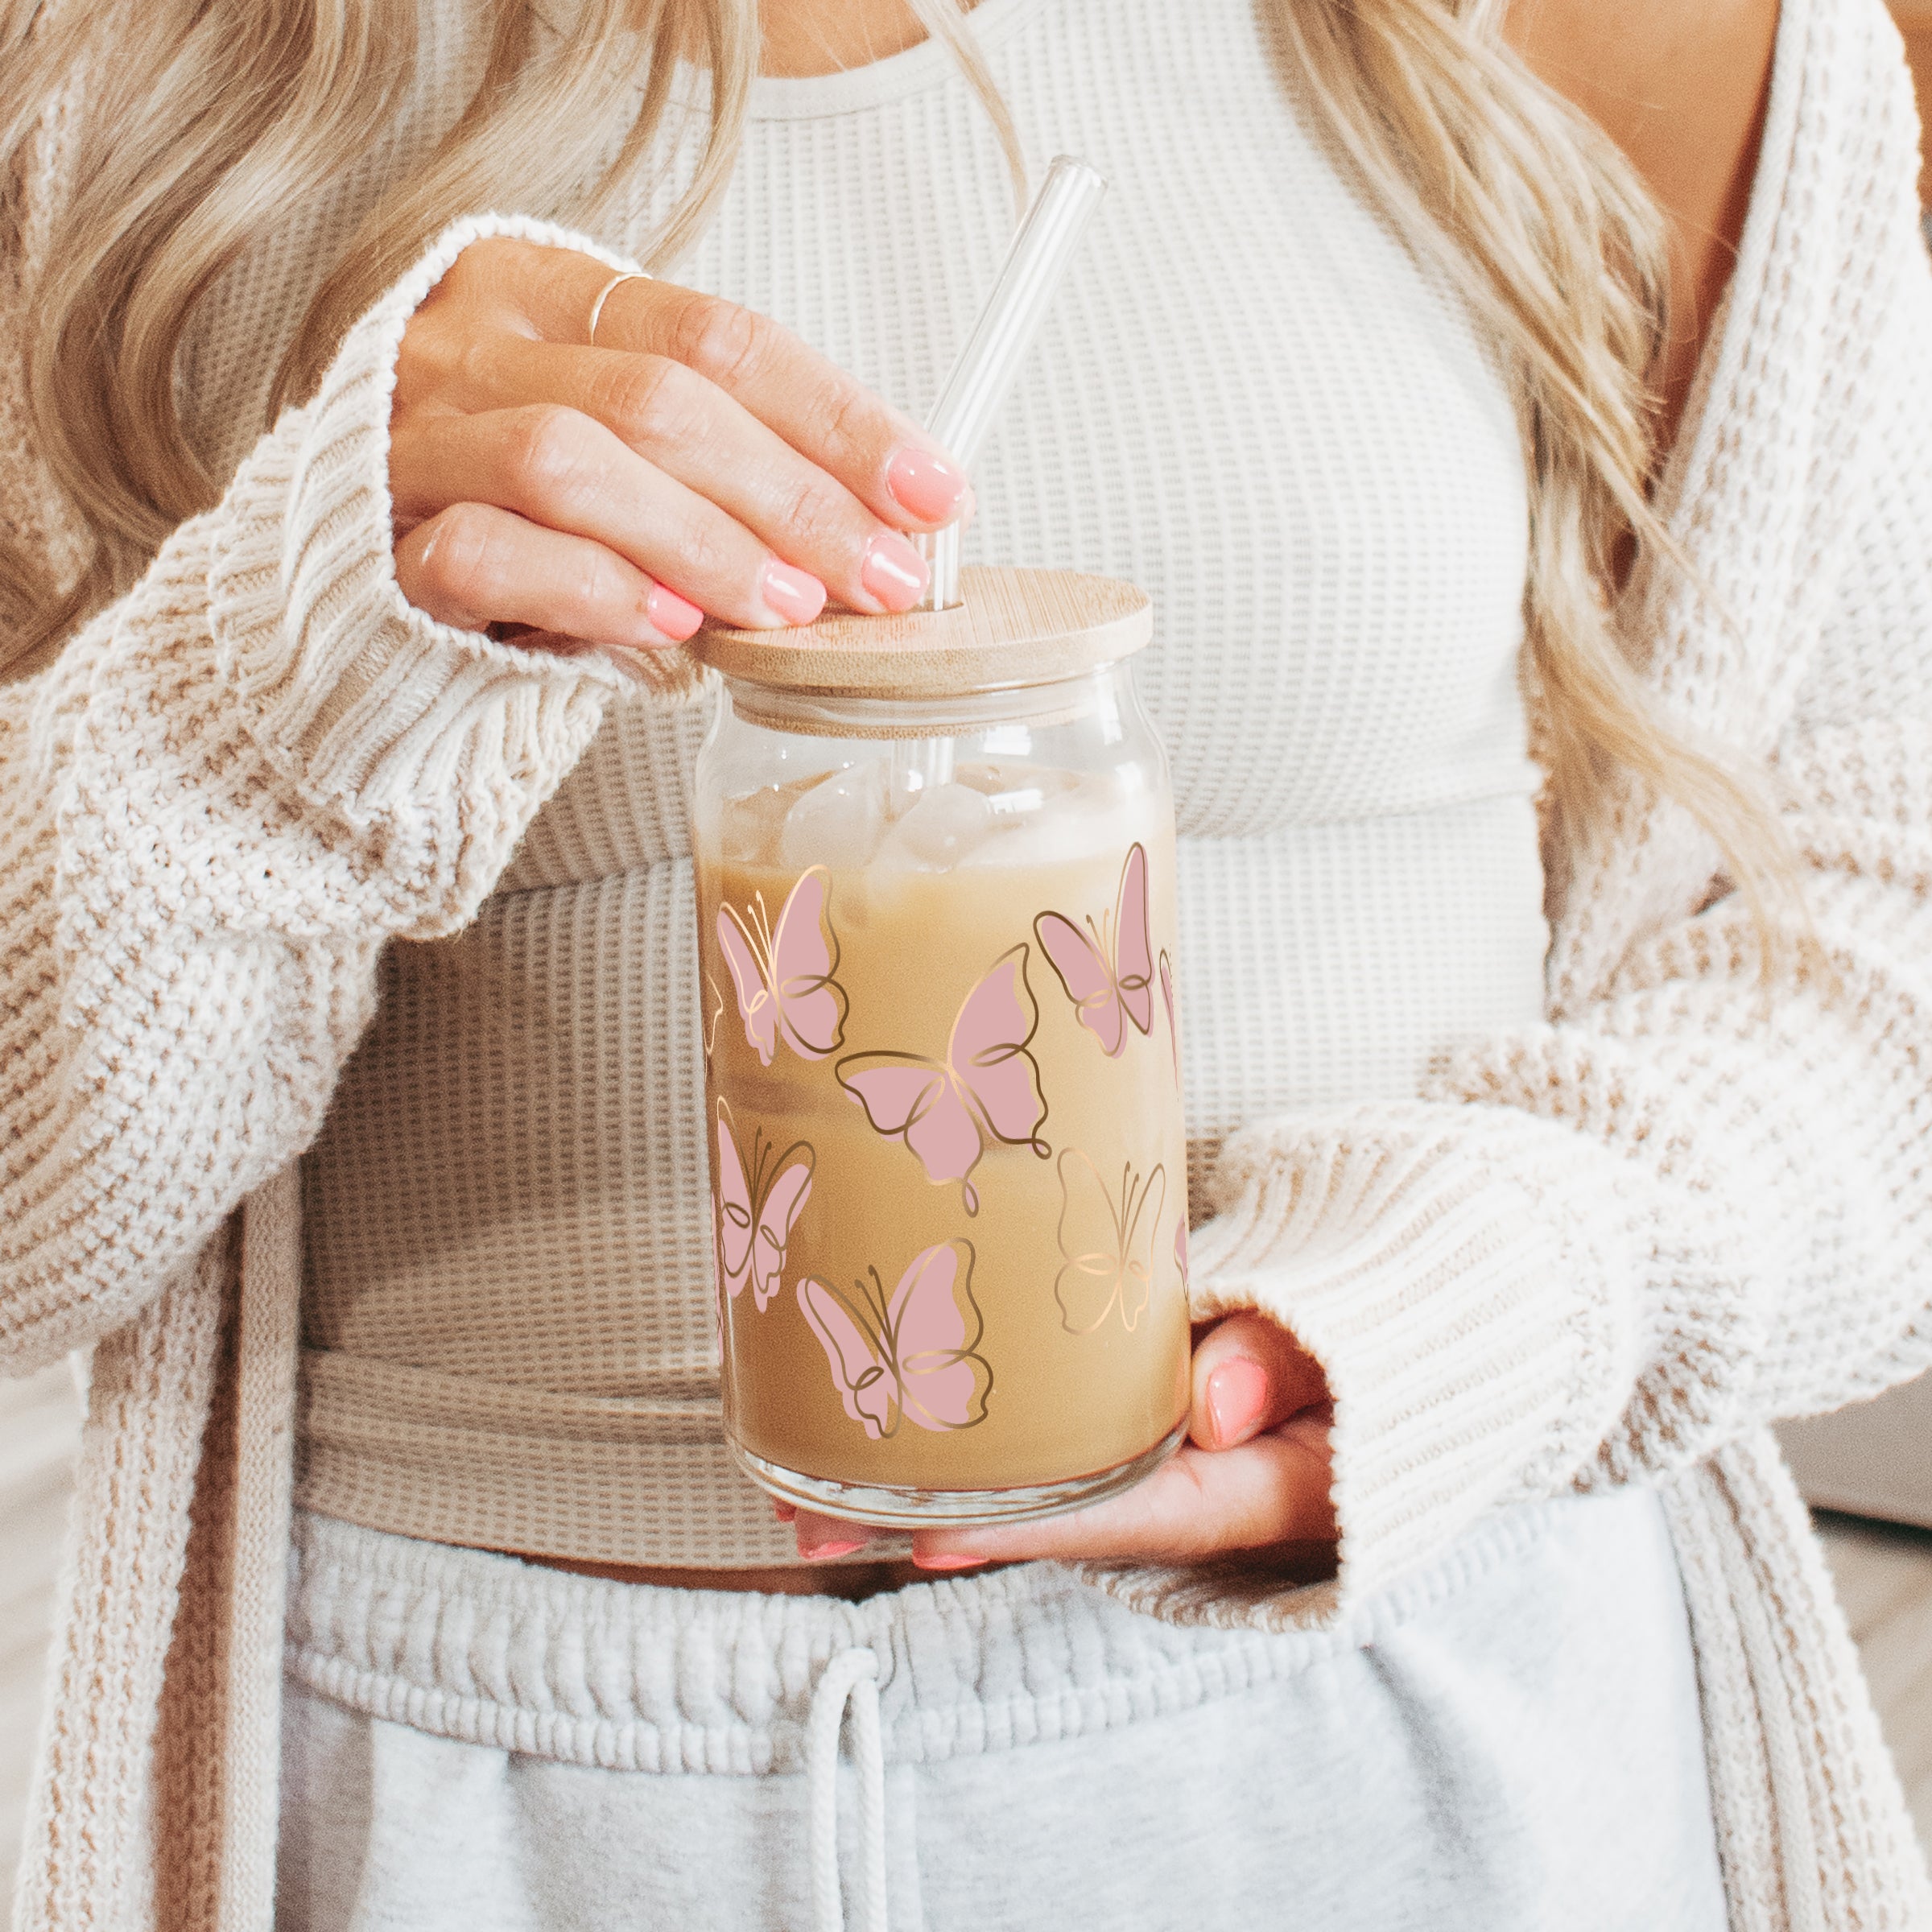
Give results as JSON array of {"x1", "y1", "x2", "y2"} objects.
[
  {"x1": 1181, "y1": 1100, "x2": 1649, "y2": 1611},
  {"x1": 204, "y1": 213, "x2": 705, "y2": 828}
]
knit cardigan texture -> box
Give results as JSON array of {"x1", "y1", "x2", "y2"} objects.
[{"x1": 5, "y1": 0, "x2": 1932, "y2": 1925}]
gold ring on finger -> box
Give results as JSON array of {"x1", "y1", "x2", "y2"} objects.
[{"x1": 587, "y1": 270, "x2": 651, "y2": 348}]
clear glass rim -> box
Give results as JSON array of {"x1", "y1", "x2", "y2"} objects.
[{"x1": 730, "y1": 1417, "x2": 1188, "y2": 1530}]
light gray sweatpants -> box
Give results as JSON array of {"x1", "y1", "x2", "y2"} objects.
[{"x1": 278, "y1": 1489, "x2": 1727, "y2": 1932}]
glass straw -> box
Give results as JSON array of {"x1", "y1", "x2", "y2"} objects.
[
  {"x1": 889, "y1": 156, "x2": 1107, "y2": 815},
  {"x1": 917, "y1": 155, "x2": 1108, "y2": 611}
]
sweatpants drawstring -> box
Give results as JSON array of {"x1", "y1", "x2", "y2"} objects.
[{"x1": 807, "y1": 1645, "x2": 887, "y2": 1932}]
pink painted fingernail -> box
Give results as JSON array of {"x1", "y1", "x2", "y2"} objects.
[
  {"x1": 913, "y1": 1552, "x2": 985, "y2": 1572},
  {"x1": 886, "y1": 446, "x2": 970, "y2": 524},
  {"x1": 645, "y1": 584, "x2": 704, "y2": 642},
  {"x1": 1205, "y1": 1358, "x2": 1269, "y2": 1448},
  {"x1": 800, "y1": 1536, "x2": 869, "y2": 1563},
  {"x1": 761, "y1": 559, "x2": 827, "y2": 626},
  {"x1": 860, "y1": 531, "x2": 930, "y2": 613}
]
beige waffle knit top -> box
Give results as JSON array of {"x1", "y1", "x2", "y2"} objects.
[
  {"x1": 6, "y1": 0, "x2": 1932, "y2": 1922},
  {"x1": 294, "y1": 0, "x2": 1548, "y2": 1566}
]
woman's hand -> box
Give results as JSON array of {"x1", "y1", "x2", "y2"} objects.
[
  {"x1": 783, "y1": 1311, "x2": 1339, "y2": 1569},
  {"x1": 389, "y1": 237, "x2": 970, "y2": 658}
]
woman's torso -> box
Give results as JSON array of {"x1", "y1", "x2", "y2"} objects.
[
  {"x1": 234, "y1": 2, "x2": 1721, "y2": 1912},
  {"x1": 284, "y1": 0, "x2": 1550, "y2": 1571}
]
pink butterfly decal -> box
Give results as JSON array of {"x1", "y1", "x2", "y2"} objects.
[
  {"x1": 835, "y1": 944, "x2": 1049, "y2": 1216},
  {"x1": 714, "y1": 1106, "x2": 814, "y2": 1313},
  {"x1": 1034, "y1": 843, "x2": 1154, "y2": 1059},
  {"x1": 1174, "y1": 1215, "x2": 1190, "y2": 1296},
  {"x1": 798, "y1": 1240, "x2": 992, "y2": 1439},
  {"x1": 716, "y1": 866, "x2": 848, "y2": 1067},
  {"x1": 1054, "y1": 1149, "x2": 1167, "y2": 1335},
  {"x1": 1159, "y1": 950, "x2": 1180, "y2": 1088},
  {"x1": 704, "y1": 971, "x2": 726, "y2": 1064}
]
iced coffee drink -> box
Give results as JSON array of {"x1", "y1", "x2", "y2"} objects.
[{"x1": 693, "y1": 568, "x2": 1189, "y2": 1526}]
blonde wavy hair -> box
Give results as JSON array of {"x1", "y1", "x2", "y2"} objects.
[{"x1": 0, "y1": 0, "x2": 1777, "y2": 892}]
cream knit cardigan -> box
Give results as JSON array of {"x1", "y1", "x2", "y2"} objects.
[{"x1": 6, "y1": 0, "x2": 1932, "y2": 1924}]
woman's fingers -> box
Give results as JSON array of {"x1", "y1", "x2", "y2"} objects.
[
  {"x1": 440, "y1": 246, "x2": 968, "y2": 531},
  {"x1": 394, "y1": 501, "x2": 702, "y2": 651},
  {"x1": 393, "y1": 242, "x2": 970, "y2": 640},
  {"x1": 791, "y1": 1507, "x2": 877, "y2": 1561},
  {"x1": 779, "y1": 1311, "x2": 1337, "y2": 1567},
  {"x1": 908, "y1": 1422, "x2": 1338, "y2": 1570},
  {"x1": 456, "y1": 338, "x2": 932, "y2": 614},
  {"x1": 1188, "y1": 1310, "x2": 1332, "y2": 1452},
  {"x1": 587, "y1": 279, "x2": 971, "y2": 532},
  {"x1": 789, "y1": 1420, "x2": 1337, "y2": 1568},
  {"x1": 392, "y1": 405, "x2": 828, "y2": 630}
]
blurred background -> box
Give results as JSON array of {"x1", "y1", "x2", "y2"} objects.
[{"x1": 6, "y1": 6, "x2": 1932, "y2": 1924}]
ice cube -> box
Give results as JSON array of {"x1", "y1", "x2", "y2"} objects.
[
  {"x1": 960, "y1": 773, "x2": 1120, "y2": 869},
  {"x1": 960, "y1": 822, "x2": 1081, "y2": 869},
  {"x1": 778, "y1": 762, "x2": 890, "y2": 871},
  {"x1": 1068, "y1": 769, "x2": 1125, "y2": 812},
  {"x1": 952, "y1": 760, "x2": 1082, "y2": 807},
  {"x1": 718, "y1": 785, "x2": 797, "y2": 865},
  {"x1": 873, "y1": 782, "x2": 995, "y2": 872}
]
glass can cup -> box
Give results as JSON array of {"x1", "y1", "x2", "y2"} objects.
[{"x1": 691, "y1": 568, "x2": 1190, "y2": 1528}]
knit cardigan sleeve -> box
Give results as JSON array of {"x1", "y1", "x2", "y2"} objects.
[
  {"x1": 0, "y1": 213, "x2": 681, "y2": 1377},
  {"x1": 1178, "y1": 0, "x2": 1932, "y2": 1617}
]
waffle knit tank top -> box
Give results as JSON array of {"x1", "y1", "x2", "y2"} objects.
[{"x1": 295, "y1": 0, "x2": 1549, "y2": 1566}]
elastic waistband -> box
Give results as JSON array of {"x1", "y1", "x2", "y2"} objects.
[{"x1": 286, "y1": 1499, "x2": 1577, "y2": 1776}]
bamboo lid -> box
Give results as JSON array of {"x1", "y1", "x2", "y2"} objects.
[{"x1": 691, "y1": 565, "x2": 1150, "y2": 700}]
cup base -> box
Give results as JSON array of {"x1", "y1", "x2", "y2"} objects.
[{"x1": 731, "y1": 1418, "x2": 1190, "y2": 1530}]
